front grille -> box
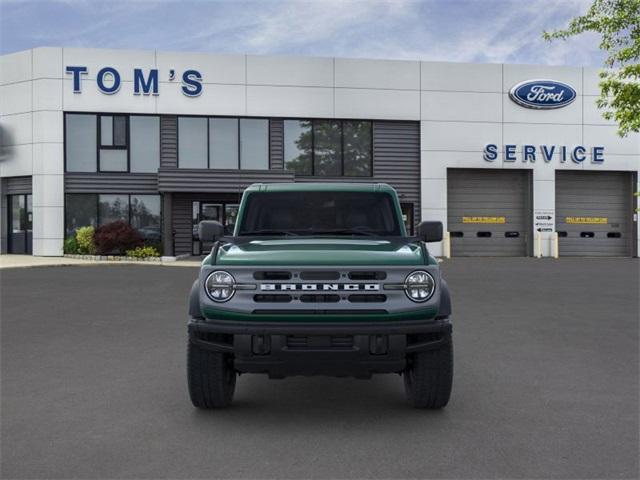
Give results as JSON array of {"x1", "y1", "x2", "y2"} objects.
[
  {"x1": 254, "y1": 271, "x2": 292, "y2": 280},
  {"x1": 300, "y1": 294, "x2": 340, "y2": 303},
  {"x1": 252, "y1": 309, "x2": 388, "y2": 315},
  {"x1": 248, "y1": 269, "x2": 397, "y2": 308},
  {"x1": 348, "y1": 294, "x2": 387, "y2": 303},
  {"x1": 254, "y1": 294, "x2": 292, "y2": 303},
  {"x1": 300, "y1": 271, "x2": 340, "y2": 280},
  {"x1": 286, "y1": 335, "x2": 354, "y2": 349},
  {"x1": 348, "y1": 271, "x2": 387, "y2": 280}
]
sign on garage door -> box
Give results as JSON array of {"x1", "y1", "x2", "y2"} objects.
[
  {"x1": 556, "y1": 171, "x2": 634, "y2": 256},
  {"x1": 447, "y1": 169, "x2": 532, "y2": 256}
]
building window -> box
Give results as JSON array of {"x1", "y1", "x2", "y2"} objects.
[
  {"x1": 65, "y1": 193, "x2": 98, "y2": 236},
  {"x1": 343, "y1": 121, "x2": 372, "y2": 176},
  {"x1": 65, "y1": 193, "x2": 162, "y2": 246},
  {"x1": 65, "y1": 114, "x2": 97, "y2": 172},
  {"x1": 130, "y1": 116, "x2": 160, "y2": 173},
  {"x1": 99, "y1": 115, "x2": 128, "y2": 172},
  {"x1": 284, "y1": 119, "x2": 372, "y2": 177},
  {"x1": 65, "y1": 113, "x2": 159, "y2": 173},
  {"x1": 178, "y1": 116, "x2": 270, "y2": 170},
  {"x1": 98, "y1": 194, "x2": 129, "y2": 225},
  {"x1": 284, "y1": 120, "x2": 312, "y2": 175},
  {"x1": 178, "y1": 117, "x2": 208, "y2": 168},
  {"x1": 240, "y1": 119, "x2": 269, "y2": 170},
  {"x1": 209, "y1": 118, "x2": 238, "y2": 169},
  {"x1": 131, "y1": 195, "x2": 161, "y2": 245},
  {"x1": 314, "y1": 120, "x2": 342, "y2": 176}
]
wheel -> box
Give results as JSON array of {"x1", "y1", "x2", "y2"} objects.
[
  {"x1": 187, "y1": 341, "x2": 236, "y2": 408},
  {"x1": 403, "y1": 336, "x2": 453, "y2": 409}
]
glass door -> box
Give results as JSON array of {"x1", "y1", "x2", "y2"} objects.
[
  {"x1": 401, "y1": 203, "x2": 414, "y2": 236},
  {"x1": 192, "y1": 202, "x2": 222, "y2": 255},
  {"x1": 8, "y1": 194, "x2": 32, "y2": 254},
  {"x1": 224, "y1": 204, "x2": 239, "y2": 235}
]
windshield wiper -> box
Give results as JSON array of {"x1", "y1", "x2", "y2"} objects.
[{"x1": 239, "y1": 229, "x2": 299, "y2": 236}]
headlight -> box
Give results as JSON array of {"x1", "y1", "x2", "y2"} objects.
[
  {"x1": 404, "y1": 270, "x2": 435, "y2": 302},
  {"x1": 205, "y1": 271, "x2": 236, "y2": 302}
]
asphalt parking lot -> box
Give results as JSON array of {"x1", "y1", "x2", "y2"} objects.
[{"x1": 1, "y1": 258, "x2": 638, "y2": 479}]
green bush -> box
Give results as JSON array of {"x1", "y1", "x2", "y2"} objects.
[
  {"x1": 125, "y1": 245, "x2": 160, "y2": 258},
  {"x1": 64, "y1": 236, "x2": 79, "y2": 254},
  {"x1": 76, "y1": 226, "x2": 97, "y2": 254}
]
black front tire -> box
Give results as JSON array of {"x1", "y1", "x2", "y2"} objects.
[
  {"x1": 187, "y1": 341, "x2": 236, "y2": 408},
  {"x1": 403, "y1": 336, "x2": 453, "y2": 409}
]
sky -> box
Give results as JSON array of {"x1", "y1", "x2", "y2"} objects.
[{"x1": 0, "y1": 0, "x2": 604, "y2": 66}]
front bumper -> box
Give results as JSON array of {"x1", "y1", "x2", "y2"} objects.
[{"x1": 188, "y1": 317, "x2": 452, "y2": 378}]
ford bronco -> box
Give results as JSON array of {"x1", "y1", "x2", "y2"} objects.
[{"x1": 187, "y1": 183, "x2": 453, "y2": 408}]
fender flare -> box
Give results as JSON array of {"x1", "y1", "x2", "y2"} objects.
[
  {"x1": 437, "y1": 278, "x2": 452, "y2": 319},
  {"x1": 188, "y1": 279, "x2": 203, "y2": 319}
]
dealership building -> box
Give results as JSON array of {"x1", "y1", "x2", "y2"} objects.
[{"x1": 0, "y1": 47, "x2": 638, "y2": 258}]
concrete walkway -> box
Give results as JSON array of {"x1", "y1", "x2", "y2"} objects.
[{"x1": 0, "y1": 254, "x2": 201, "y2": 269}]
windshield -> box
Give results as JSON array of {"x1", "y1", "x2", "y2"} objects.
[{"x1": 237, "y1": 191, "x2": 402, "y2": 237}]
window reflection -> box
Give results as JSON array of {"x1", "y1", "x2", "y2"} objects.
[
  {"x1": 313, "y1": 120, "x2": 341, "y2": 176},
  {"x1": 284, "y1": 120, "x2": 312, "y2": 175}
]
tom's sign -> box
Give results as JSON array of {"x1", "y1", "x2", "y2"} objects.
[
  {"x1": 65, "y1": 66, "x2": 203, "y2": 97},
  {"x1": 509, "y1": 79, "x2": 576, "y2": 109}
]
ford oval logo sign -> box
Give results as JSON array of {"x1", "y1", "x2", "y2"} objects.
[{"x1": 509, "y1": 79, "x2": 577, "y2": 109}]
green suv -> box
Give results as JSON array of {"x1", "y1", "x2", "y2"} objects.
[{"x1": 187, "y1": 183, "x2": 453, "y2": 408}]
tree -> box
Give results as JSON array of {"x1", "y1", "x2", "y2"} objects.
[{"x1": 543, "y1": 0, "x2": 640, "y2": 136}]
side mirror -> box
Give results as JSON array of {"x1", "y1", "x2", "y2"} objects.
[
  {"x1": 417, "y1": 221, "x2": 443, "y2": 243},
  {"x1": 198, "y1": 220, "x2": 224, "y2": 243}
]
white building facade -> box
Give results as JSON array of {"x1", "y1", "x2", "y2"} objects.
[{"x1": 1, "y1": 47, "x2": 638, "y2": 257}]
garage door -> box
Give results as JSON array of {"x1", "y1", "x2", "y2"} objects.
[
  {"x1": 556, "y1": 171, "x2": 634, "y2": 256},
  {"x1": 447, "y1": 169, "x2": 531, "y2": 256}
]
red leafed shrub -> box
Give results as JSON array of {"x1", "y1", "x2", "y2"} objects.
[{"x1": 94, "y1": 220, "x2": 143, "y2": 255}]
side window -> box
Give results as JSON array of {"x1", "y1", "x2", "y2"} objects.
[{"x1": 65, "y1": 114, "x2": 97, "y2": 172}]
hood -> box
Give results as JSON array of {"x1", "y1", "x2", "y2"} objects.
[{"x1": 209, "y1": 237, "x2": 427, "y2": 266}]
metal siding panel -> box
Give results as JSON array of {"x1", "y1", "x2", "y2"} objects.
[
  {"x1": 160, "y1": 115, "x2": 178, "y2": 169},
  {"x1": 172, "y1": 195, "x2": 193, "y2": 256},
  {"x1": 372, "y1": 122, "x2": 421, "y2": 230},
  {"x1": 556, "y1": 171, "x2": 633, "y2": 256},
  {"x1": 447, "y1": 169, "x2": 529, "y2": 256},
  {"x1": 157, "y1": 168, "x2": 295, "y2": 192},
  {"x1": 269, "y1": 119, "x2": 284, "y2": 169},
  {"x1": 5, "y1": 176, "x2": 32, "y2": 195},
  {"x1": 65, "y1": 173, "x2": 158, "y2": 193}
]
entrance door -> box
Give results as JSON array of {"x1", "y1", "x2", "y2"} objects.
[
  {"x1": 192, "y1": 202, "x2": 222, "y2": 255},
  {"x1": 447, "y1": 169, "x2": 532, "y2": 256},
  {"x1": 400, "y1": 203, "x2": 414, "y2": 235},
  {"x1": 8, "y1": 194, "x2": 32, "y2": 254}
]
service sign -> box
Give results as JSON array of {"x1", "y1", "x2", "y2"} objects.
[
  {"x1": 534, "y1": 210, "x2": 554, "y2": 232},
  {"x1": 509, "y1": 79, "x2": 577, "y2": 109}
]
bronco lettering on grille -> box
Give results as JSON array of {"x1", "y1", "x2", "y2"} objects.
[{"x1": 260, "y1": 283, "x2": 379, "y2": 291}]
